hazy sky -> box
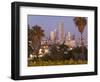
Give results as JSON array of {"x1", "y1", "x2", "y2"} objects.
[{"x1": 28, "y1": 15, "x2": 88, "y2": 42}]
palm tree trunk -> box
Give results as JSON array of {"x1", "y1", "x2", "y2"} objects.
[{"x1": 81, "y1": 33, "x2": 85, "y2": 60}]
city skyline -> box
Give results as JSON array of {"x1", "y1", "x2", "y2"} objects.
[
  {"x1": 28, "y1": 15, "x2": 88, "y2": 66},
  {"x1": 28, "y1": 15, "x2": 88, "y2": 42}
]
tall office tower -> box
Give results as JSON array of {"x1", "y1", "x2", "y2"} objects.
[
  {"x1": 50, "y1": 31, "x2": 56, "y2": 42},
  {"x1": 66, "y1": 32, "x2": 72, "y2": 41},
  {"x1": 65, "y1": 32, "x2": 76, "y2": 48},
  {"x1": 56, "y1": 25, "x2": 59, "y2": 41},
  {"x1": 58, "y1": 21, "x2": 65, "y2": 42},
  {"x1": 54, "y1": 29, "x2": 57, "y2": 40}
]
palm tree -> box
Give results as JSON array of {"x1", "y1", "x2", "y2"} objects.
[
  {"x1": 73, "y1": 17, "x2": 87, "y2": 60},
  {"x1": 28, "y1": 25, "x2": 45, "y2": 56},
  {"x1": 73, "y1": 17, "x2": 87, "y2": 46}
]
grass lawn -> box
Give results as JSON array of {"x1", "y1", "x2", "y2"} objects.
[{"x1": 28, "y1": 59, "x2": 87, "y2": 66}]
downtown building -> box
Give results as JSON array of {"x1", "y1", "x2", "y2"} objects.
[{"x1": 41, "y1": 21, "x2": 77, "y2": 48}]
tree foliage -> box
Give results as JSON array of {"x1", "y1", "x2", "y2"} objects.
[
  {"x1": 28, "y1": 25, "x2": 45, "y2": 55},
  {"x1": 73, "y1": 17, "x2": 87, "y2": 34}
]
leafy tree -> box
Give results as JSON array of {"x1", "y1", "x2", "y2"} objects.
[
  {"x1": 73, "y1": 17, "x2": 87, "y2": 58},
  {"x1": 28, "y1": 25, "x2": 45, "y2": 56},
  {"x1": 72, "y1": 46, "x2": 88, "y2": 60},
  {"x1": 73, "y1": 17, "x2": 87, "y2": 35},
  {"x1": 73, "y1": 17, "x2": 87, "y2": 45}
]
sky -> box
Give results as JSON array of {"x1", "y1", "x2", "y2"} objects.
[{"x1": 28, "y1": 15, "x2": 88, "y2": 42}]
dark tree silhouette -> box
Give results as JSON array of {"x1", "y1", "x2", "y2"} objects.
[
  {"x1": 73, "y1": 17, "x2": 87, "y2": 60},
  {"x1": 28, "y1": 25, "x2": 45, "y2": 56}
]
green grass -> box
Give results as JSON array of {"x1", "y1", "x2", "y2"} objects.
[{"x1": 28, "y1": 59, "x2": 87, "y2": 66}]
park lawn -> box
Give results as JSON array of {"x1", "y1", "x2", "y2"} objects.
[{"x1": 28, "y1": 59, "x2": 87, "y2": 66}]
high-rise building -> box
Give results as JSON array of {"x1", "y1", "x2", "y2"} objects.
[
  {"x1": 58, "y1": 21, "x2": 65, "y2": 42},
  {"x1": 50, "y1": 31, "x2": 56, "y2": 42},
  {"x1": 66, "y1": 32, "x2": 72, "y2": 41},
  {"x1": 54, "y1": 29, "x2": 57, "y2": 40},
  {"x1": 65, "y1": 32, "x2": 76, "y2": 48}
]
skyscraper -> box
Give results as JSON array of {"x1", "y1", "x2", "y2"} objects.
[
  {"x1": 50, "y1": 31, "x2": 56, "y2": 42},
  {"x1": 54, "y1": 29, "x2": 57, "y2": 40},
  {"x1": 65, "y1": 32, "x2": 76, "y2": 48},
  {"x1": 66, "y1": 32, "x2": 72, "y2": 41},
  {"x1": 58, "y1": 21, "x2": 64, "y2": 42}
]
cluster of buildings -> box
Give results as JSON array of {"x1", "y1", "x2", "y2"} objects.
[{"x1": 41, "y1": 21, "x2": 77, "y2": 48}]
